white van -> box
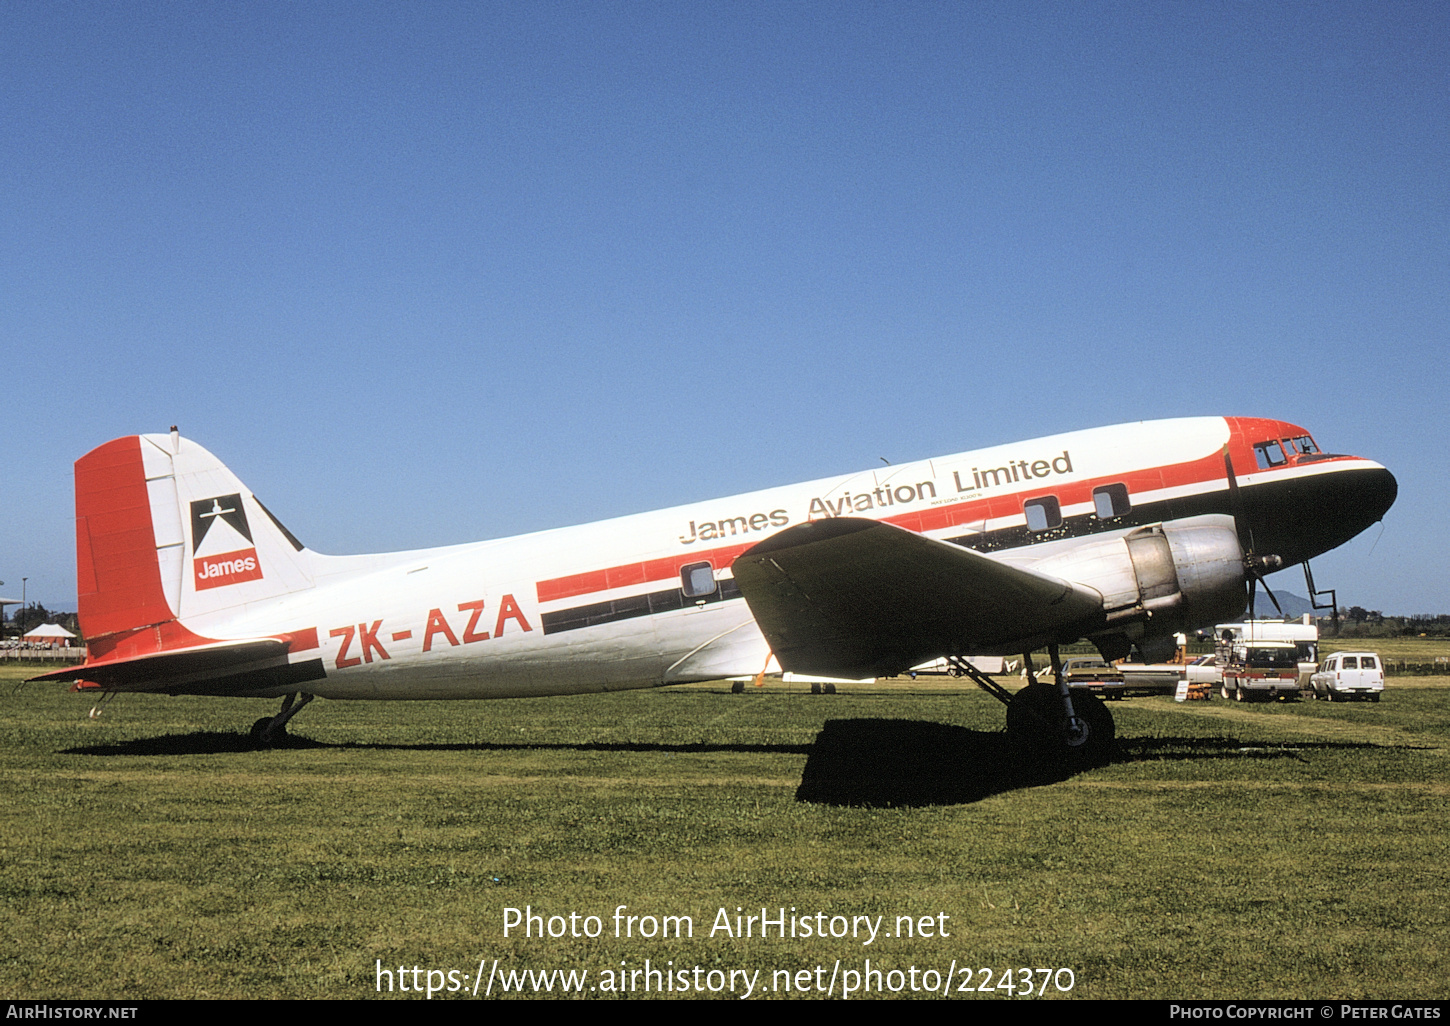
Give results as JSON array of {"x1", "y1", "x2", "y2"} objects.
[{"x1": 1309, "y1": 652, "x2": 1385, "y2": 702}]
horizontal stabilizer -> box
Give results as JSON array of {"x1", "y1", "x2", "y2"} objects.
[
  {"x1": 28, "y1": 639, "x2": 325, "y2": 697},
  {"x1": 732, "y1": 518, "x2": 1103, "y2": 678}
]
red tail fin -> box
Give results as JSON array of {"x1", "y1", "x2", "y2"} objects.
[{"x1": 75, "y1": 436, "x2": 176, "y2": 641}]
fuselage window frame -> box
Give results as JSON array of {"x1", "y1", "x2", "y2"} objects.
[
  {"x1": 1023, "y1": 495, "x2": 1062, "y2": 533},
  {"x1": 680, "y1": 560, "x2": 718, "y2": 599},
  {"x1": 1092, "y1": 483, "x2": 1131, "y2": 520}
]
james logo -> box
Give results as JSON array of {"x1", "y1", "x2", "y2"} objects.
[
  {"x1": 191, "y1": 494, "x2": 253, "y2": 552},
  {"x1": 195, "y1": 547, "x2": 263, "y2": 590},
  {"x1": 190, "y1": 494, "x2": 262, "y2": 589}
]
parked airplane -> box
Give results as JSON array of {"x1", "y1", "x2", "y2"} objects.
[{"x1": 32, "y1": 417, "x2": 1395, "y2": 768}]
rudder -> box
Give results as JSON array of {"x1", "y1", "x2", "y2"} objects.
[{"x1": 75, "y1": 431, "x2": 316, "y2": 649}]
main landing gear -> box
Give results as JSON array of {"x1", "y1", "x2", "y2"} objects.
[
  {"x1": 947, "y1": 643, "x2": 1115, "y2": 775},
  {"x1": 250, "y1": 692, "x2": 315, "y2": 747}
]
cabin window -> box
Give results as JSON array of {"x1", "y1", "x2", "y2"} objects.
[
  {"x1": 1290, "y1": 435, "x2": 1319, "y2": 456},
  {"x1": 1093, "y1": 483, "x2": 1131, "y2": 519},
  {"x1": 680, "y1": 561, "x2": 717, "y2": 599},
  {"x1": 1254, "y1": 440, "x2": 1287, "y2": 470},
  {"x1": 1361, "y1": 656, "x2": 1377, "y2": 670},
  {"x1": 1023, "y1": 496, "x2": 1062, "y2": 532},
  {"x1": 1341, "y1": 656, "x2": 1359, "y2": 669}
]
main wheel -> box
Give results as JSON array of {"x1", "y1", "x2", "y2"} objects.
[{"x1": 1007, "y1": 682, "x2": 1115, "y2": 774}]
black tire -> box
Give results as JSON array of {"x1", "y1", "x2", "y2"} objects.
[
  {"x1": 1007, "y1": 682, "x2": 1115, "y2": 773},
  {"x1": 249, "y1": 716, "x2": 285, "y2": 747}
]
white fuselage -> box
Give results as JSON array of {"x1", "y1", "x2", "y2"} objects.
[{"x1": 162, "y1": 416, "x2": 1386, "y2": 700}]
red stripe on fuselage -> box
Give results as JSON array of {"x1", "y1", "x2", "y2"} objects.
[
  {"x1": 537, "y1": 543, "x2": 757, "y2": 603},
  {"x1": 532, "y1": 418, "x2": 1350, "y2": 605}
]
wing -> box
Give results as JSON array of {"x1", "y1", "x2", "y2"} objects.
[{"x1": 731, "y1": 517, "x2": 1103, "y2": 678}]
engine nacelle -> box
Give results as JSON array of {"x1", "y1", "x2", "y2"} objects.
[{"x1": 1022, "y1": 515, "x2": 1247, "y2": 655}]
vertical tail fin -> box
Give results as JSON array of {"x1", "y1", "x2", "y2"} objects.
[{"x1": 75, "y1": 432, "x2": 316, "y2": 651}]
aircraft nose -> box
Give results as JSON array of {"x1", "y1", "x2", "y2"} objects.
[
  {"x1": 1250, "y1": 460, "x2": 1396, "y2": 567},
  {"x1": 1312, "y1": 462, "x2": 1397, "y2": 553},
  {"x1": 1353, "y1": 464, "x2": 1398, "y2": 527}
]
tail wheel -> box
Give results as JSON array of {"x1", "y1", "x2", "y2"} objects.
[{"x1": 249, "y1": 717, "x2": 287, "y2": 747}]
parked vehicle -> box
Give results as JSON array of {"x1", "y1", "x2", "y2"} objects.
[
  {"x1": 1184, "y1": 654, "x2": 1221, "y2": 686},
  {"x1": 1117, "y1": 663, "x2": 1186, "y2": 695},
  {"x1": 1216, "y1": 619, "x2": 1319, "y2": 687},
  {"x1": 1217, "y1": 635, "x2": 1300, "y2": 702},
  {"x1": 1035, "y1": 657, "x2": 1126, "y2": 698},
  {"x1": 1310, "y1": 652, "x2": 1385, "y2": 702}
]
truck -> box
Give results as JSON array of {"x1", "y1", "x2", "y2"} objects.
[
  {"x1": 1214, "y1": 618, "x2": 1320, "y2": 689},
  {"x1": 1215, "y1": 623, "x2": 1301, "y2": 702}
]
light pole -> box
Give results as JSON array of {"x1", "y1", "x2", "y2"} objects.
[{"x1": 21, "y1": 578, "x2": 26, "y2": 639}]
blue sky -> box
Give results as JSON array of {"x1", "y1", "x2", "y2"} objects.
[{"x1": 3, "y1": 1, "x2": 1446, "y2": 615}]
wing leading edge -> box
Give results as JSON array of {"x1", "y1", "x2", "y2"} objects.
[{"x1": 731, "y1": 518, "x2": 1104, "y2": 678}]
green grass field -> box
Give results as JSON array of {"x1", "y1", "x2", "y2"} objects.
[{"x1": 2, "y1": 665, "x2": 1447, "y2": 1000}]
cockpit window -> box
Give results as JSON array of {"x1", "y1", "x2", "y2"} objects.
[
  {"x1": 1290, "y1": 435, "x2": 1318, "y2": 456},
  {"x1": 1254, "y1": 440, "x2": 1287, "y2": 470}
]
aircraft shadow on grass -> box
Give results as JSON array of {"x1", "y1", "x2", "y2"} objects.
[
  {"x1": 60, "y1": 733, "x2": 812, "y2": 758},
  {"x1": 62, "y1": 721, "x2": 1409, "y2": 809},
  {"x1": 796, "y1": 720, "x2": 1413, "y2": 807}
]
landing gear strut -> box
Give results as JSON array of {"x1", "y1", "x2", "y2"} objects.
[
  {"x1": 250, "y1": 692, "x2": 314, "y2": 747},
  {"x1": 949, "y1": 645, "x2": 1115, "y2": 773}
]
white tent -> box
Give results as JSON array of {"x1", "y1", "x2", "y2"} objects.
[{"x1": 23, "y1": 623, "x2": 77, "y2": 641}]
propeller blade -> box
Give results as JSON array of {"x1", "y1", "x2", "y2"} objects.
[
  {"x1": 1223, "y1": 444, "x2": 1285, "y2": 618},
  {"x1": 1221, "y1": 445, "x2": 1254, "y2": 555},
  {"x1": 1260, "y1": 578, "x2": 1284, "y2": 617}
]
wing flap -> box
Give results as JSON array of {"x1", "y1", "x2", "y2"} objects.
[{"x1": 732, "y1": 518, "x2": 1103, "y2": 677}]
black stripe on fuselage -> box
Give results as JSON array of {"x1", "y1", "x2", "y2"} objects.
[
  {"x1": 951, "y1": 465, "x2": 1389, "y2": 563},
  {"x1": 947, "y1": 487, "x2": 1228, "y2": 552},
  {"x1": 537, "y1": 466, "x2": 1387, "y2": 636},
  {"x1": 541, "y1": 578, "x2": 744, "y2": 635}
]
